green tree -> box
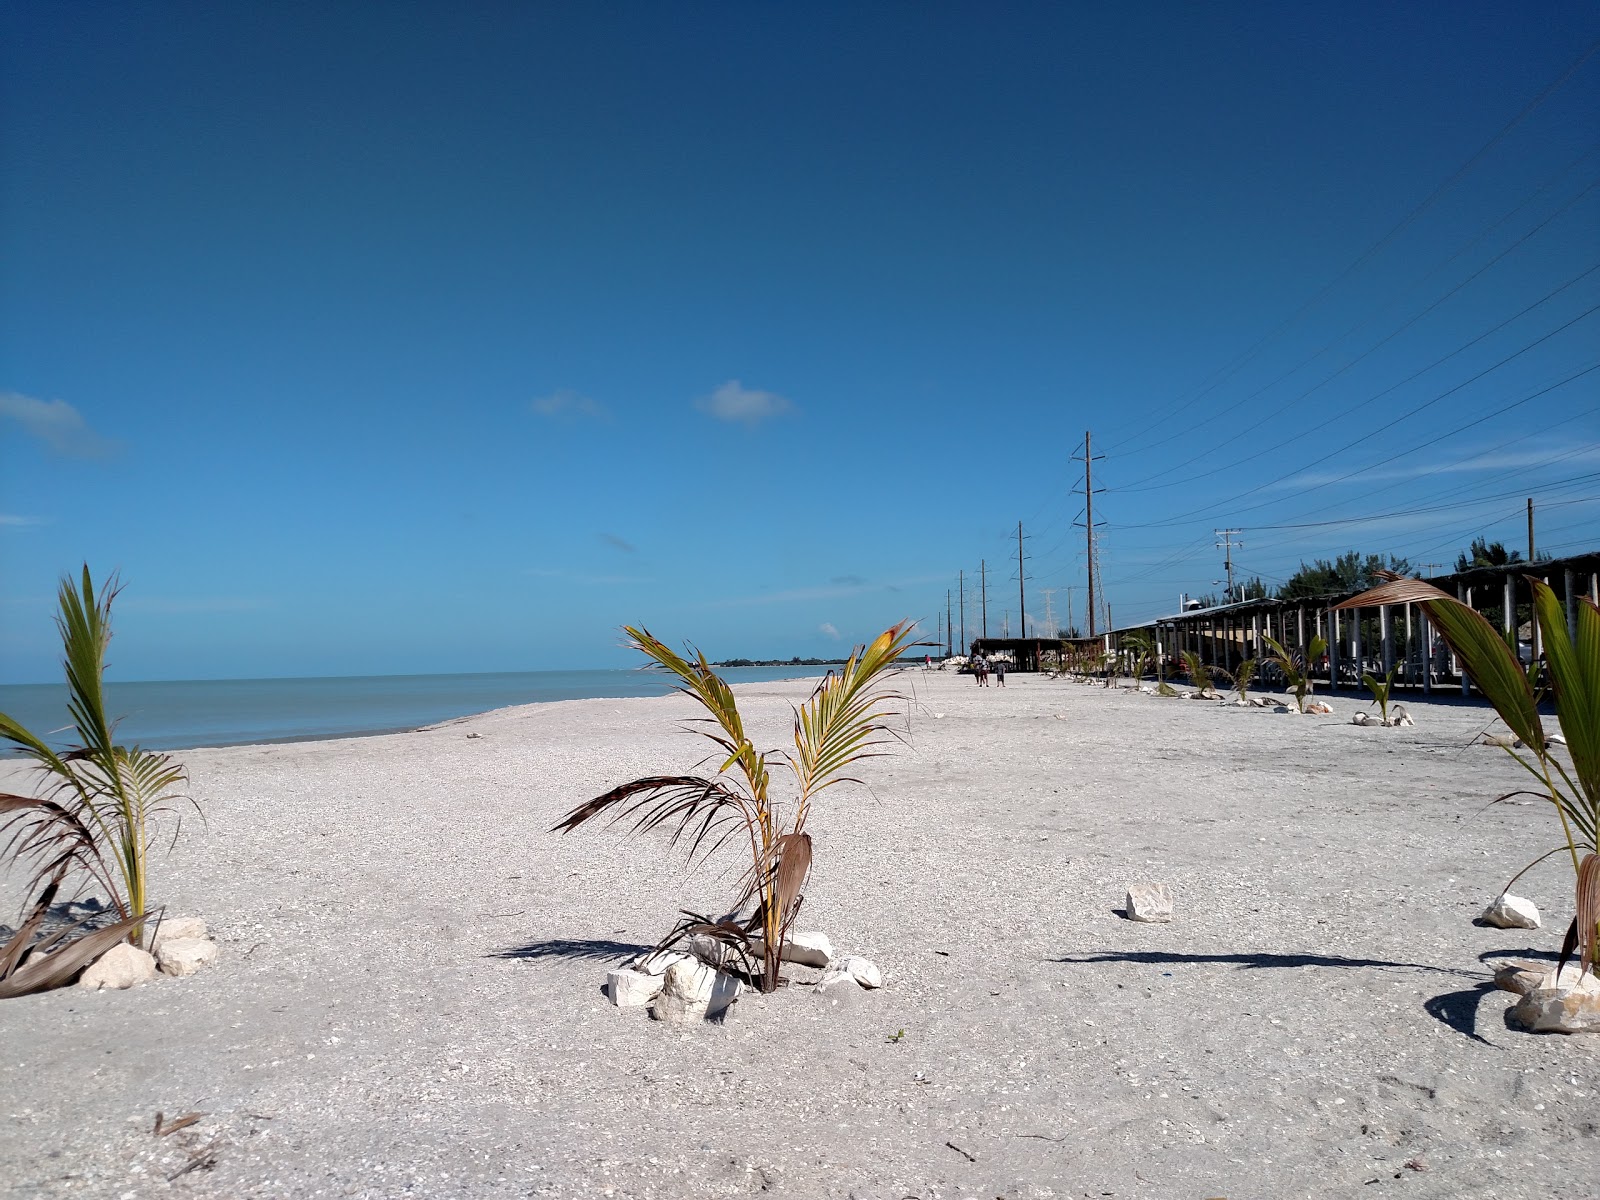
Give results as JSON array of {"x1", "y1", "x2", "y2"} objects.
[
  {"x1": 1278, "y1": 552, "x2": 1412, "y2": 601},
  {"x1": 1455, "y1": 537, "x2": 1523, "y2": 573}
]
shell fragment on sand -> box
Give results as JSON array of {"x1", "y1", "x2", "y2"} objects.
[
  {"x1": 1481, "y1": 893, "x2": 1540, "y2": 930},
  {"x1": 1125, "y1": 883, "x2": 1174, "y2": 923},
  {"x1": 77, "y1": 943, "x2": 157, "y2": 991}
]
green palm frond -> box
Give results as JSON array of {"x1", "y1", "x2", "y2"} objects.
[{"x1": 788, "y1": 620, "x2": 915, "y2": 820}]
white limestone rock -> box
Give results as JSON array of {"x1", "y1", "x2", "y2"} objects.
[
  {"x1": 77, "y1": 942, "x2": 157, "y2": 991},
  {"x1": 842, "y1": 955, "x2": 883, "y2": 988},
  {"x1": 155, "y1": 936, "x2": 218, "y2": 977},
  {"x1": 1507, "y1": 966, "x2": 1600, "y2": 1034},
  {"x1": 607, "y1": 967, "x2": 666, "y2": 1008},
  {"x1": 1306, "y1": 701, "x2": 1334, "y2": 715},
  {"x1": 143, "y1": 917, "x2": 208, "y2": 952},
  {"x1": 1125, "y1": 882, "x2": 1174, "y2": 923},
  {"x1": 649, "y1": 958, "x2": 742, "y2": 1024},
  {"x1": 1481, "y1": 893, "x2": 1540, "y2": 930},
  {"x1": 782, "y1": 931, "x2": 833, "y2": 968},
  {"x1": 1351, "y1": 711, "x2": 1376, "y2": 726},
  {"x1": 631, "y1": 948, "x2": 690, "y2": 976},
  {"x1": 1388, "y1": 705, "x2": 1414, "y2": 727}
]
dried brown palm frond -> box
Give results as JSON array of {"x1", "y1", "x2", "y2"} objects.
[{"x1": 0, "y1": 871, "x2": 147, "y2": 999}]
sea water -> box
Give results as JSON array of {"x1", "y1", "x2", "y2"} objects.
[{"x1": 0, "y1": 666, "x2": 824, "y2": 753}]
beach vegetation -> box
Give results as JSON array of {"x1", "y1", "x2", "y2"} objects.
[
  {"x1": 1179, "y1": 650, "x2": 1217, "y2": 697},
  {"x1": 1363, "y1": 665, "x2": 1398, "y2": 725},
  {"x1": 553, "y1": 620, "x2": 915, "y2": 994},
  {"x1": 0, "y1": 568, "x2": 191, "y2": 969},
  {"x1": 1336, "y1": 574, "x2": 1599, "y2": 978},
  {"x1": 1263, "y1": 635, "x2": 1327, "y2": 714},
  {"x1": 1226, "y1": 657, "x2": 1258, "y2": 704}
]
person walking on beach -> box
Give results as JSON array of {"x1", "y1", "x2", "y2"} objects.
[{"x1": 995, "y1": 656, "x2": 1007, "y2": 687}]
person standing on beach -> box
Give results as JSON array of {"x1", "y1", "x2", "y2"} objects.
[{"x1": 995, "y1": 657, "x2": 1006, "y2": 687}]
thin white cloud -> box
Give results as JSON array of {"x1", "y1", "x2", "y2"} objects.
[
  {"x1": 819, "y1": 622, "x2": 840, "y2": 639},
  {"x1": 694, "y1": 380, "x2": 792, "y2": 426},
  {"x1": 0, "y1": 391, "x2": 117, "y2": 458},
  {"x1": 0, "y1": 514, "x2": 45, "y2": 528},
  {"x1": 709, "y1": 573, "x2": 945, "y2": 608},
  {"x1": 1278, "y1": 444, "x2": 1600, "y2": 490},
  {"x1": 531, "y1": 389, "x2": 609, "y2": 421}
]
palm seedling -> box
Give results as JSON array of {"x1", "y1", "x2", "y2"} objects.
[
  {"x1": 0, "y1": 568, "x2": 190, "y2": 993},
  {"x1": 1263, "y1": 635, "x2": 1327, "y2": 714},
  {"x1": 1362, "y1": 665, "x2": 1398, "y2": 726},
  {"x1": 1180, "y1": 650, "x2": 1220, "y2": 698},
  {"x1": 1336, "y1": 574, "x2": 1599, "y2": 979},
  {"x1": 553, "y1": 620, "x2": 916, "y2": 993},
  {"x1": 1230, "y1": 657, "x2": 1259, "y2": 704}
]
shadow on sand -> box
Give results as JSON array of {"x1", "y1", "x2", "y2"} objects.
[
  {"x1": 489, "y1": 937, "x2": 651, "y2": 964},
  {"x1": 1058, "y1": 949, "x2": 1502, "y2": 1044}
]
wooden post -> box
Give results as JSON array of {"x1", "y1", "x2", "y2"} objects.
[
  {"x1": 1459, "y1": 582, "x2": 1472, "y2": 697},
  {"x1": 1380, "y1": 604, "x2": 1394, "y2": 679},
  {"x1": 1567, "y1": 568, "x2": 1579, "y2": 643},
  {"x1": 1402, "y1": 603, "x2": 1412, "y2": 685},
  {"x1": 1298, "y1": 605, "x2": 1306, "y2": 651},
  {"x1": 1420, "y1": 608, "x2": 1432, "y2": 696},
  {"x1": 1352, "y1": 608, "x2": 1364, "y2": 690},
  {"x1": 1328, "y1": 608, "x2": 1340, "y2": 691}
]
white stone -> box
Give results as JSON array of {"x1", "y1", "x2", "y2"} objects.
[
  {"x1": 155, "y1": 936, "x2": 218, "y2": 977},
  {"x1": 782, "y1": 932, "x2": 833, "y2": 968},
  {"x1": 1306, "y1": 701, "x2": 1333, "y2": 715},
  {"x1": 1481, "y1": 893, "x2": 1540, "y2": 930},
  {"x1": 1351, "y1": 711, "x2": 1375, "y2": 726},
  {"x1": 685, "y1": 934, "x2": 744, "y2": 970},
  {"x1": 607, "y1": 967, "x2": 665, "y2": 1008},
  {"x1": 1508, "y1": 966, "x2": 1600, "y2": 1034},
  {"x1": 77, "y1": 942, "x2": 157, "y2": 991},
  {"x1": 1125, "y1": 883, "x2": 1174, "y2": 923},
  {"x1": 1389, "y1": 705, "x2": 1414, "y2": 727},
  {"x1": 631, "y1": 948, "x2": 690, "y2": 976},
  {"x1": 649, "y1": 958, "x2": 742, "y2": 1023},
  {"x1": 840, "y1": 955, "x2": 883, "y2": 989},
  {"x1": 143, "y1": 917, "x2": 207, "y2": 952}
]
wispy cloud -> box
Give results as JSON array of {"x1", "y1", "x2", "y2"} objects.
[
  {"x1": 600, "y1": 532, "x2": 636, "y2": 553},
  {"x1": 830, "y1": 574, "x2": 865, "y2": 586},
  {"x1": 1279, "y1": 444, "x2": 1600, "y2": 490},
  {"x1": 526, "y1": 567, "x2": 653, "y2": 585},
  {"x1": 531, "y1": 389, "x2": 609, "y2": 421},
  {"x1": 0, "y1": 514, "x2": 45, "y2": 528},
  {"x1": 0, "y1": 391, "x2": 117, "y2": 458},
  {"x1": 710, "y1": 573, "x2": 945, "y2": 608},
  {"x1": 818, "y1": 622, "x2": 840, "y2": 639},
  {"x1": 694, "y1": 380, "x2": 792, "y2": 426}
]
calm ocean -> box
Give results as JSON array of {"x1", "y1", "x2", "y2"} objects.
[{"x1": 0, "y1": 667, "x2": 824, "y2": 754}]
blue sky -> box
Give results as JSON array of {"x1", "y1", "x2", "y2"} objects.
[{"x1": 3, "y1": 3, "x2": 1598, "y2": 682}]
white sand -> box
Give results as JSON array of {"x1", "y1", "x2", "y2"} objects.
[{"x1": 2, "y1": 673, "x2": 1596, "y2": 1198}]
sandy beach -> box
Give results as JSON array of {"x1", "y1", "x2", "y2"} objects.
[{"x1": 2, "y1": 671, "x2": 1596, "y2": 1199}]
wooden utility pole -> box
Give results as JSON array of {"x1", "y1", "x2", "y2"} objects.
[
  {"x1": 1017, "y1": 521, "x2": 1030, "y2": 643},
  {"x1": 1528, "y1": 497, "x2": 1536, "y2": 562},
  {"x1": 980, "y1": 559, "x2": 988, "y2": 639},
  {"x1": 959, "y1": 570, "x2": 966, "y2": 653},
  {"x1": 1084, "y1": 431, "x2": 1096, "y2": 638},
  {"x1": 946, "y1": 590, "x2": 953, "y2": 656}
]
